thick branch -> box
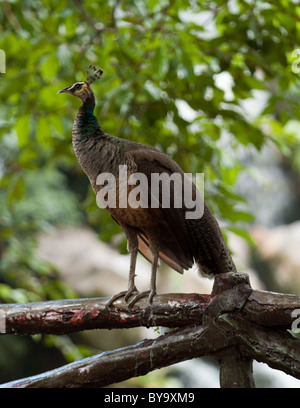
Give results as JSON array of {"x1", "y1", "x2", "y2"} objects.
[
  {"x1": 245, "y1": 290, "x2": 300, "y2": 327},
  {"x1": 219, "y1": 313, "x2": 300, "y2": 379},
  {"x1": 0, "y1": 323, "x2": 231, "y2": 388},
  {"x1": 2, "y1": 293, "x2": 300, "y2": 388},
  {"x1": 0, "y1": 289, "x2": 299, "y2": 335},
  {"x1": 1, "y1": 273, "x2": 300, "y2": 388},
  {"x1": 217, "y1": 347, "x2": 255, "y2": 388},
  {"x1": 0, "y1": 293, "x2": 209, "y2": 335}
]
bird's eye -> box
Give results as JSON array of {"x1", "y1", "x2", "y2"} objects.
[{"x1": 70, "y1": 83, "x2": 83, "y2": 92}]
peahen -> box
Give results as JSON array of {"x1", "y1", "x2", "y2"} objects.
[{"x1": 58, "y1": 66, "x2": 236, "y2": 307}]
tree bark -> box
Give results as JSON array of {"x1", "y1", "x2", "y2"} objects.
[
  {"x1": 0, "y1": 289, "x2": 299, "y2": 335},
  {"x1": 218, "y1": 347, "x2": 255, "y2": 388},
  {"x1": 0, "y1": 293, "x2": 209, "y2": 334},
  {"x1": 1, "y1": 273, "x2": 300, "y2": 388},
  {"x1": 0, "y1": 325, "x2": 229, "y2": 388}
]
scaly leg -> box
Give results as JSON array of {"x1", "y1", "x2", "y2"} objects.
[
  {"x1": 106, "y1": 228, "x2": 139, "y2": 307},
  {"x1": 124, "y1": 241, "x2": 139, "y2": 300},
  {"x1": 128, "y1": 242, "x2": 159, "y2": 308}
]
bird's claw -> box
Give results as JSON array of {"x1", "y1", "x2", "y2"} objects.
[
  {"x1": 128, "y1": 290, "x2": 156, "y2": 308},
  {"x1": 106, "y1": 288, "x2": 156, "y2": 308},
  {"x1": 124, "y1": 287, "x2": 138, "y2": 302},
  {"x1": 106, "y1": 286, "x2": 138, "y2": 308},
  {"x1": 106, "y1": 290, "x2": 129, "y2": 308}
]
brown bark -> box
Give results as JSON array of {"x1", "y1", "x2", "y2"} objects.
[
  {"x1": 1, "y1": 289, "x2": 299, "y2": 335},
  {"x1": 0, "y1": 272, "x2": 300, "y2": 388}
]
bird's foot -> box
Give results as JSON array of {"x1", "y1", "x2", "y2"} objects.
[
  {"x1": 128, "y1": 289, "x2": 156, "y2": 308},
  {"x1": 106, "y1": 286, "x2": 138, "y2": 308},
  {"x1": 124, "y1": 286, "x2": 138, "y2": 302},
  {"x1": 106, "y1": 291, "x2": 128, "y2": 308},
  {"x1": 106, "y1": 288, "x2": 156, "y2": 308}
]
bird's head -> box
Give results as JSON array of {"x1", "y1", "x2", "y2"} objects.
[
  {"x1": 58, "y1": 81, "x2": 92, "y2": 102},
  {"x1": 58, "y1": 66, "x2": 103, "y2": 104}
]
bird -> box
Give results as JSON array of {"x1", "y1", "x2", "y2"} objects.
[{"x1": 58, "y1": 66, "x2": 236, "y2": 308}]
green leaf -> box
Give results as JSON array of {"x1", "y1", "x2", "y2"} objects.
[
  {"x1": 40, "y1": 54, "x2": 59, "y2": 81},
  {"x1": 36, "y1": 116, "x2": 52, "y2": 147},
  {"x1": 226, "y1": 210, "x2": 255, "y2": 223},
  {"x1": 15, "y1": 115, "x2": 30, "y2": 147},
  {"x1": 7, "y1": 175, "x2": 25, "y2": 209},
  {"x1": 227, "y1": 227, "x2": 257, "y2": 247},
  {"x1": 152, "y1": 45, "x2": 169, "y2": 79}
]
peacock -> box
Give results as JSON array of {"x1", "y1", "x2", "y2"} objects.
[{"x1": 58, "y1": 66, "x2": 236, "y2": 307}]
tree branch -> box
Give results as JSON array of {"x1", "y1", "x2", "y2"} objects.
[
  {"x1": 0, "y1": 323, "x2": 231, "y2": 388},
  {"x1": 2, "y1": 290, "x2": 300, "y2": 388},
  {"x1": 1, "y1": 273, "x2": 300, "y2": 388},
  {"x1": 0, "y1": 285, "x2": 299, "y2": 336},
  {"x1": 72, "y1": 0, "x2": 118, "y2": 34},
  {"x1": 0, "y1": 293, "x2": 209, "y2": 335},
  {"x1": 217, "y1": 347, "x2": 255, "y2": 388},
  {"x1": 218, "y1": 313, "x2": 300, "y2": 379},
  {"x1": 72, "y1": 0, "x2": 102, "y2": 32}
]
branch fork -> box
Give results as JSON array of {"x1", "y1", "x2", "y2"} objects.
[{"x1": 1, "y1": 272, "x2": 300, "y2": 388}]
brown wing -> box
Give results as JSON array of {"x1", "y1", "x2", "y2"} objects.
[
  {"x1": 123, "y1": 148, "x2": 236, "y2": 276},
  {"x1": 123, "y1": 149, "x2": 198, "y2": 273}
]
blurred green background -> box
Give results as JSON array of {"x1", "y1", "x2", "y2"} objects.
[{"x1": 1, "y1": 0, "x2": 300, "y2": 387}]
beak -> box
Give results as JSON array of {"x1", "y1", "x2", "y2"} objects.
[{"x1": 57, "y1": 86, "x2": 71, "y2": 94}]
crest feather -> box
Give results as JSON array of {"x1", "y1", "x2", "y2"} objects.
[{"x1": 86, "y1": 65, "x2": 103, "y2": 85}]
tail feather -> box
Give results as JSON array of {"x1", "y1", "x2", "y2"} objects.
[{"x1": 189, "y1": 203, "x2": 237, "y2": 277}]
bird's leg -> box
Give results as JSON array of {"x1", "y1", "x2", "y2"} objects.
[
  {"x1": 128, "y1": 242, "x2": 159, "y2": 308},
  {"x1": 124, "y1": 242, "x2": 139, "y2": 301},
  {"x1": 148, "y1": 243, "x2": 159, "y2": 302},
  {"x1": 106, "y1": 229, "x2": 139, "y2": 307}
]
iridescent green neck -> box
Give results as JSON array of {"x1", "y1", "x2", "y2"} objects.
[
  {"x1": 84, "y1": 96, "x2": 95, "y2": 114},
  {"x1": 75, "y1": 99, "x2": 100, "y2": 137}
]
